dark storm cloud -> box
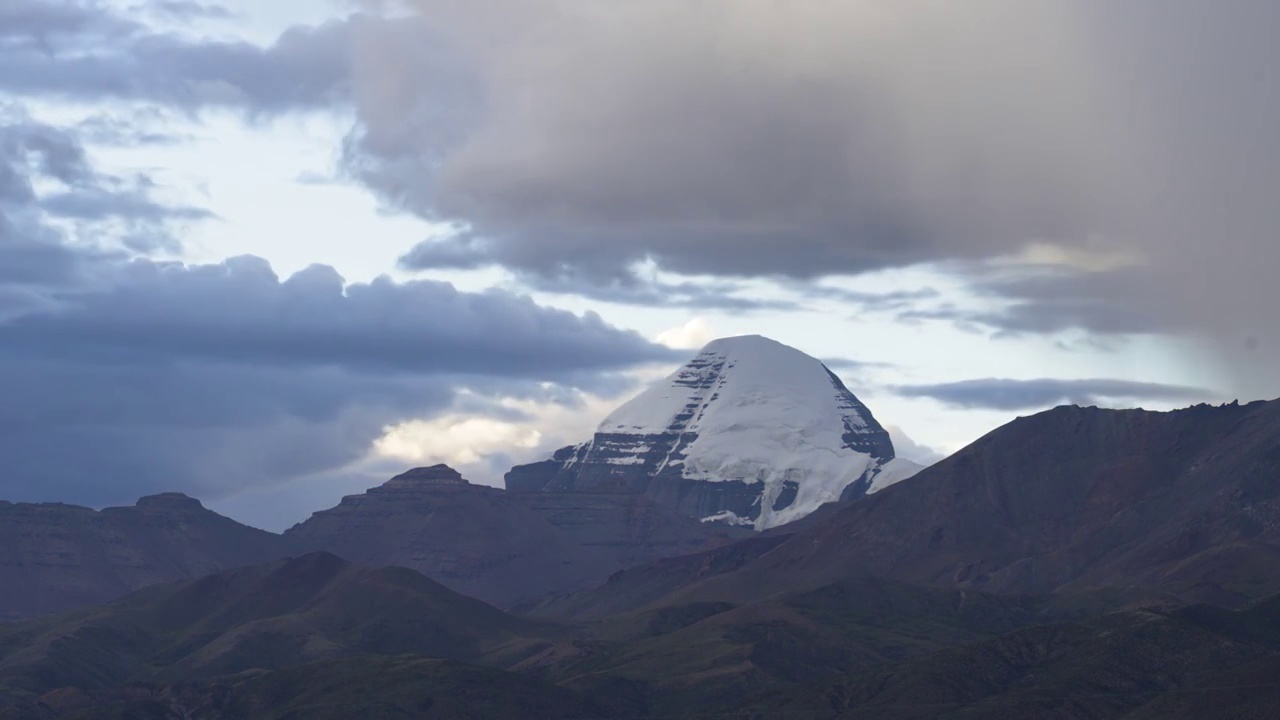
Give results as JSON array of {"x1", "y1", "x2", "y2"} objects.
[
  {"x1": 0, "y1": 115, "x2": 670, "y2": 508},
  {"x1": 334, "y1": 0, "x2": 1280, "y2": 399},
  {"x1": 0, "y1": 257, "x2": 670, "y2": 507},
  {"x1": 402, "y1": 236, "x2": 801, "y2": 311},
  {"x1": 891, "y1": 262, "x2": 1174, "y2": 338},
  {"x1": 894, "y1": 297, "x2": 1159, "y2": 339},
  {"x1": 894, "y1": 378, "x2": 1211, "y2": 412},
  {"x1": 404, "y1": 239, "x2": 946, "y2": 313},
  {"x1": 0, "y1": 230, "x2": 104, "y2": 285},
  {"x1": 397, "y1": 234, "x2": 495, "y2": 272},
  {"x1": 963, "y1": 273, "x2": 1151, "y2": 336},
  {"x1": 2, "y1": 257, "x2": 673, "y2": 379},
  {"x1": 352, "y1": 0, "x2": 1124, "y2": 284},
  {"x1": 13, "y1": 0, "x2": 1280, "y2": 401},
  {"x1": 0, "y1": 1, "x2": 363, "y2": 112}
]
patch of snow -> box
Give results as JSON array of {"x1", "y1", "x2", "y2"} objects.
[
  {"x1": 601, "y1": 455, "x2": 648, "y2": 465},
  {"x1": 561, "y1": 442, "x2": 589, "y2": 468},
  {"x1": 866, "y1": 457, "x2": 926, "y2": 494},
  {"x1": 700, "y1": 510, "x2": 755, "y2": 527}
]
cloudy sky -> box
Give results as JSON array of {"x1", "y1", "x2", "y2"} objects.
[{"x1": 3, "y1": 0, "x2": 1273, "y2": 530}]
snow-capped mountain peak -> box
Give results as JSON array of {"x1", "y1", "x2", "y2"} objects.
[
  {"x1": 506, "y1": 335, "x2": 921, "y2": 530},
  {"x1": 601, "y1": 334, "x2": 884, "y2": 454}
]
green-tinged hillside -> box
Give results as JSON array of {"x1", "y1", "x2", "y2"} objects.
[
  {"x1": 741, "y1": 596, "x2": 1280, "y2": 719},
  {"x1": 0, "y1": 656, "x2": 608, "y2": 720},
  {"x1": 0, "y1": 552, "x2": 563, "y2": 706}
]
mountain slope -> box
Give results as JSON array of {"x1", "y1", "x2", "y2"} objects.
[
  {"x1": 0, "y1": 552, "x2": 555, "y2": 706},
  {"x1": 9, "y1": 552, "x2": 1280, "y2": 719},
  {"x1": 507, "y1": 335, "x2": 914, "y2": 529},
  {"x1": 525, "y1": 533, "x2": 796, "y2": 621},
  {"x1": 745, "y1": 597, "x2": 1280, "y2": 719},
  {"x1": 551, "y1": 578, "x2": 1048, "y2": 715},
  {"x1": 0, "y1": 494, "x2": 294, "y2": 621},
  {"x1": 285, "y1": 465, "x2": 747, "y2": 608},
  {"x1": 0, "y1": 657, "x2": 609, "y2": 720},
  {"x1": 0, "y1": 656, "x2": 614, "y2": 720},
  {"x1": 676, "y1": 400, "x2": 1280, "y2": 608}
]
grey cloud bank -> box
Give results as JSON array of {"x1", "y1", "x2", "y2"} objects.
[
  {"x1": 0, "y1": 256, "x2": 664, "y2": 508},
  {"x1": 0, "y1": 109, "x2": 674, "y2": 512},
  {"x1": 894, "y1": 378, "x2": 1211, "y2": 413},
  {"x1": 12, "y1": 1, "x2": 1280, "y2": 403},
  {"x1": 376, "y1": 0, "x2": 1117, "y2": 280},
  {"x1": 350, "y1": 0, "x2": 1280, "y2": 397},
  {"x1": 0, "y1": 1, "x2": 353, "y2": 111}
]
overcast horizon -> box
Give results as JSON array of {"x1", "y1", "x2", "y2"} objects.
[{"x1": 2, "y1": 0, "x2": 1275, "y2": 530}]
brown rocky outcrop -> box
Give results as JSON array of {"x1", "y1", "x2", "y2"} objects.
[
  {"x1": 0, "y1": 494, "x2": 292, "y2": 621},
  {"x1": 285, "y1": 465, "x2": 748, "y2": 608}
]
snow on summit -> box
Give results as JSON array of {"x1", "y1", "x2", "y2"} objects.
[
  {"x1": 598, "y1": 335, "x2": 915, "y2": 528},
  {"x1": 603, "y1": 335, "x2": 862, "y2": 433},
  {"x1": 506, "y1": 334, "x2": 923, "y2": 530}
]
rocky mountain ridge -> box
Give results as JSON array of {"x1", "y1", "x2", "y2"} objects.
[
  {"x1": 0, "y1": 463, "x2": 750, "y2": 621},
  {"x1": 620, "y1": 399, "x2": 1280, "y2": 612},
  {"x1": 284, "y1": 464, "x2": 748, "y2": 609},
  {"x1": 0, "y1": 335, "x2": 918, "y2": 619},
  {"x1": 0, "y1": 493, "x2": 293, "y2": 621}
]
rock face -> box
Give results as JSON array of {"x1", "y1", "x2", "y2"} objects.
[
  {"x1": 0, "y1": 494, "x2": 293, "y2": 621},
  {"x1": 677, "y1": 399, "x2": 1280, "y2": 608},
  {"x1": 507, "y1": 335, "x2": 916, "y2": 529},
  {"x1": 285, "y1": 465, "x2": 747, "y2": 608}
]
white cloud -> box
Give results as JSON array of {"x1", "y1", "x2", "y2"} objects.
[
  {"x1": 371, "y1": 388, "x2": 626, "y2": 486},
  {"x1": 374, "y1": 415, "x2": 543, "y2": 466},
  {"x1": 885, "y1": 424, "x2": 946, "y2": 466},
  {"x1": 655, "y1": 318, "x2": 716, "y2": 349}
]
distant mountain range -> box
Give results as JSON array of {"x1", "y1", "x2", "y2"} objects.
[
  {"x1": 282, "y1": 464, "x2": 746, "y2": 608},
  {"x1": 6, "y1": 549, "x2": 1280, "y2": 719},
  {"x1": 0, "y1": 493, "x2": 292, "y2": 622},
  {"x1": 0, "y1": 336, "x2": 914, "y2": 618},
  {"x1": 4, "y1": 336, "x2": 1280, "y2": 718},
  {"x1": 657, "y1": 399, "x2": 1280, "y2": 611}
]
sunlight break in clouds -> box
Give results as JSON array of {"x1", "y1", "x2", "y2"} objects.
[
  {"x1": 375, "y1": 416, "x2": 542, "y2": 466},
  {"x1": 371, "y1": 390, "x2": 627, "y2": 485},
  {"x1": 655, "y1": 318, "x2": 716, "y2": 349}
]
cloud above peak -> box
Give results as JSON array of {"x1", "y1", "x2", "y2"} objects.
[
  {"x1": 361, "y1": 0, "x2": 1122, "y2": 281},
  {"x1": 342, "y1": 0, "x2": 1280, "y2": 396},
  {"x1": 11, "y1": 1, "x2": 1280, "y2": 401}
]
